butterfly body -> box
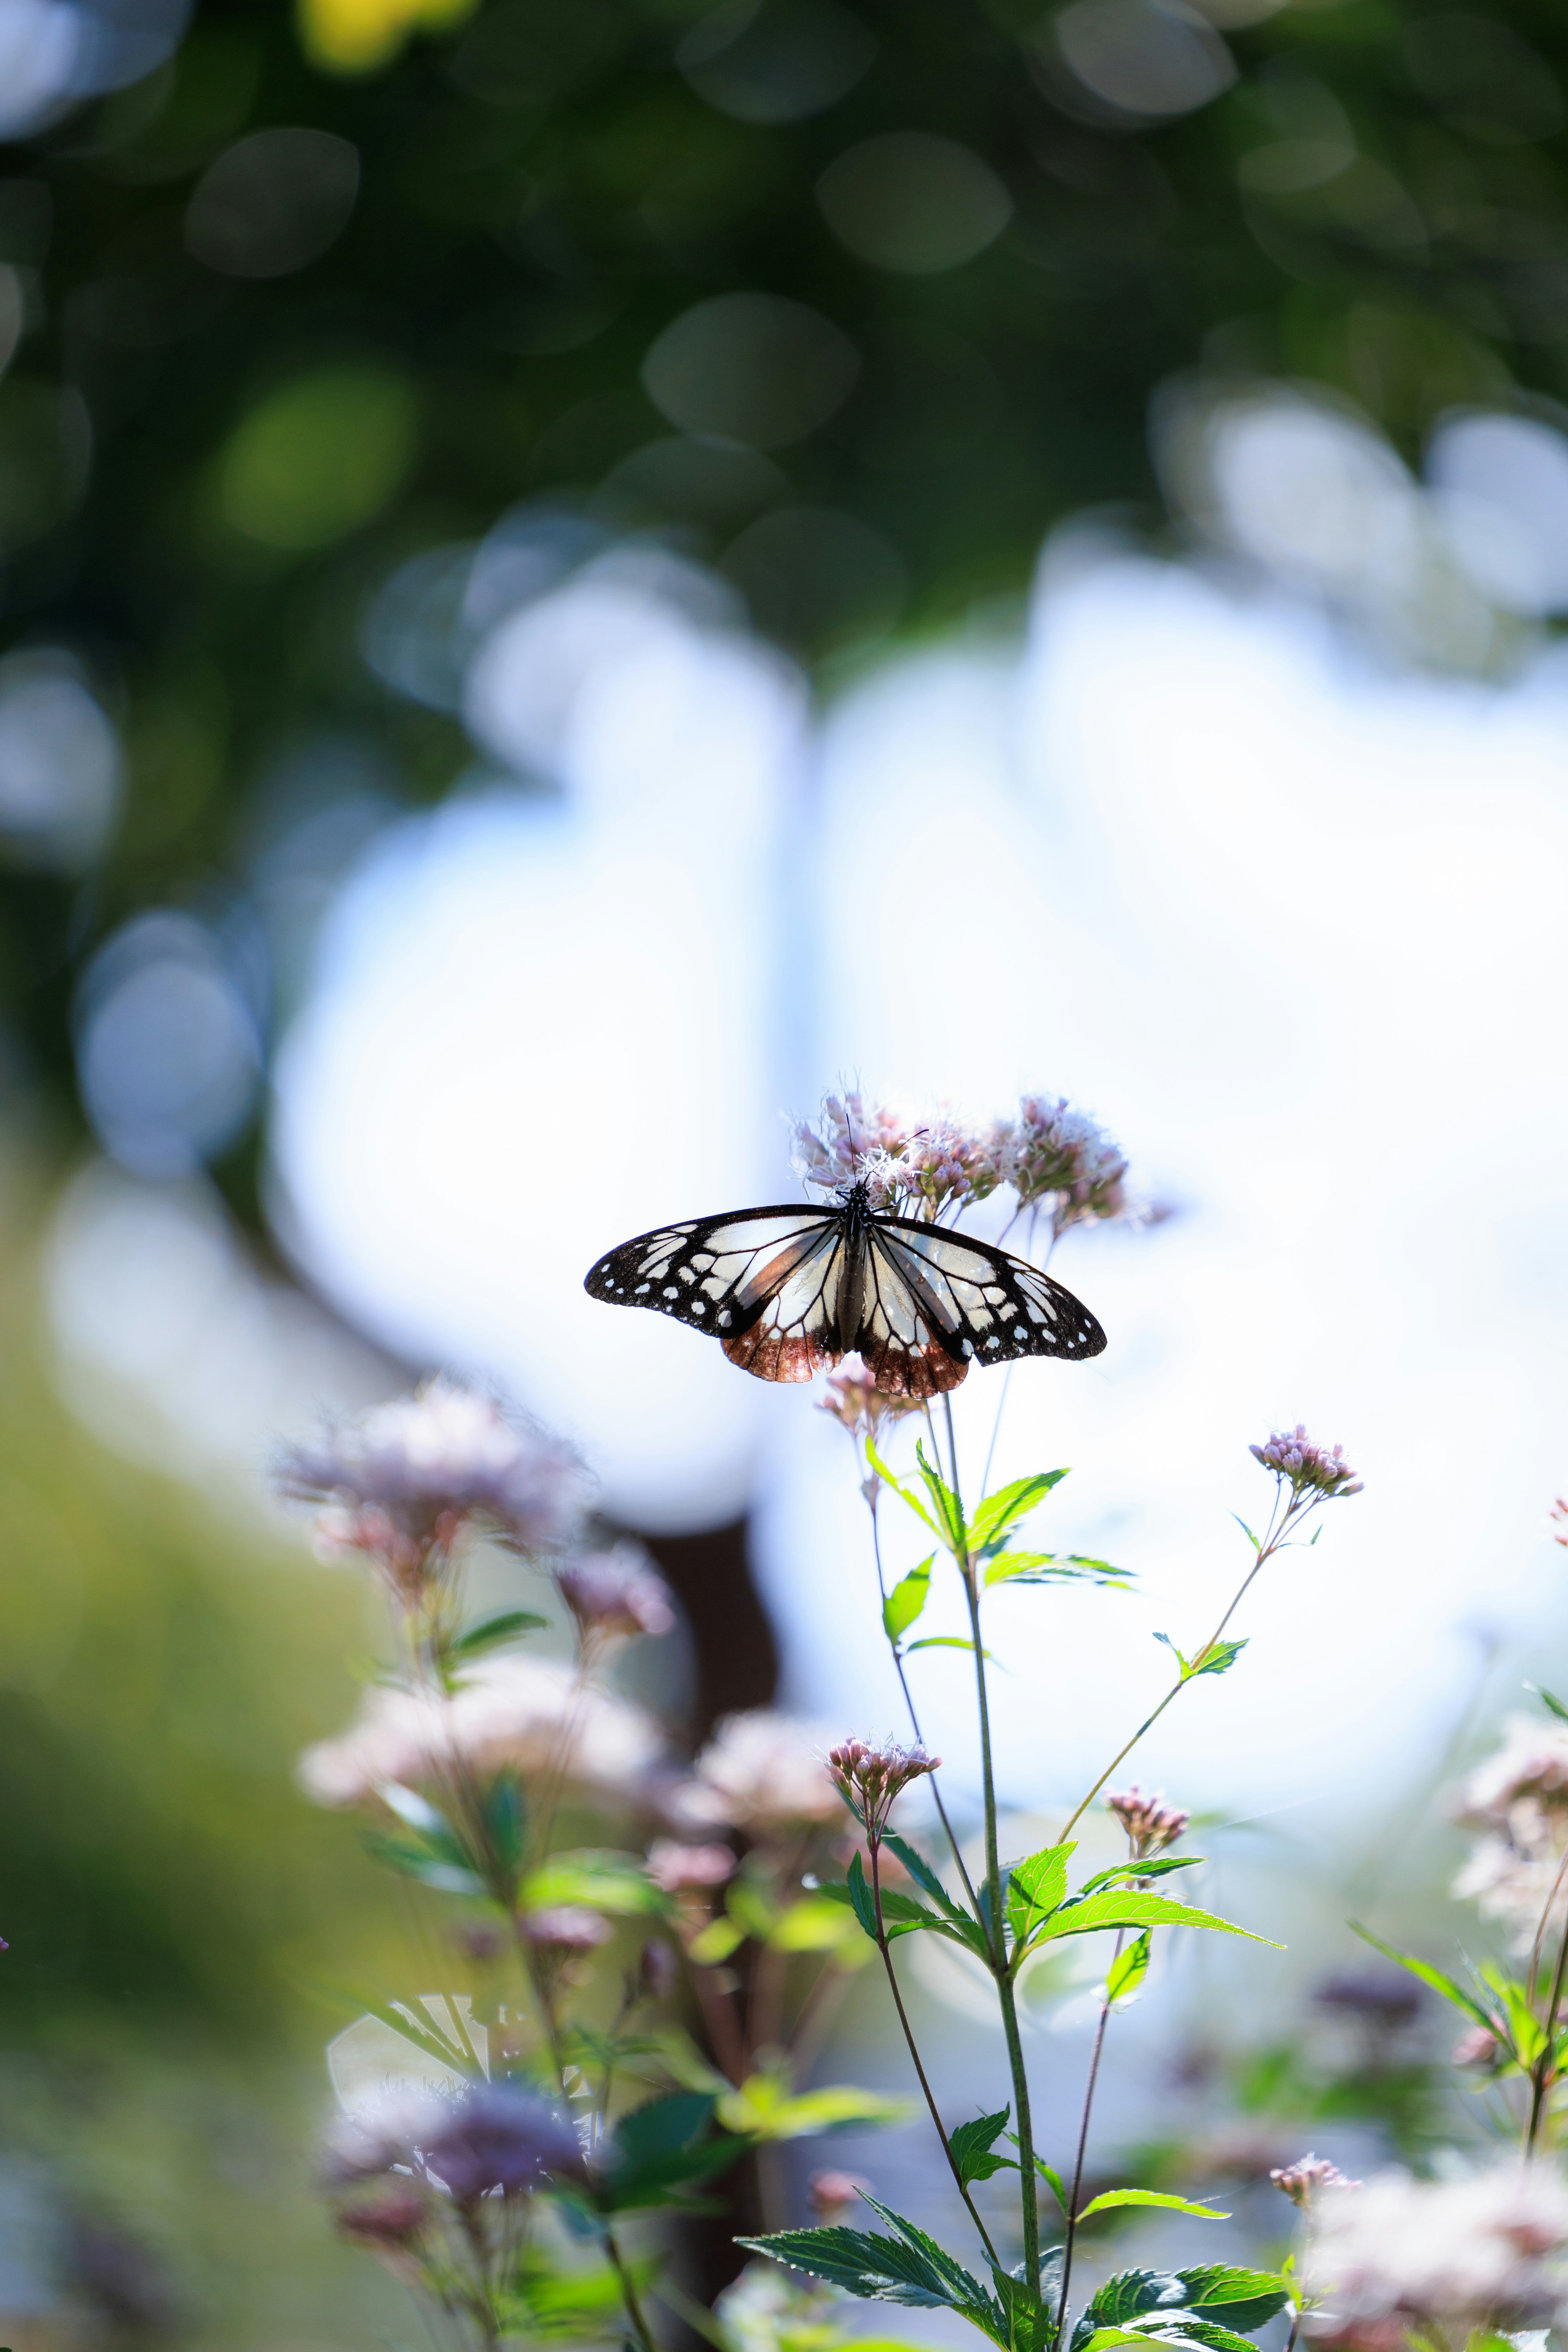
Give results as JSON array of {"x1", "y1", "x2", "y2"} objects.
[{"x1": 584, "y1": 1180, "x2": 1107, "y2": 1398}]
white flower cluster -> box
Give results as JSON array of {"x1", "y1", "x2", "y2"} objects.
[
  {"x1": 298, "y1": 1655, "x2": 665, "y2": 1811},
  {"x1": 280, "y1": 1377, "x2": 588, "y2": 1587},
  {"x1": 1453, "y1": 1714, "x2": 1568, "y2": 1950},
  {"x1": 1302, "y1": 2163, "x2": 1568, "y2": 2344},
  {"x1": 788, "y1": 1089, "x2": 1129, "y2": 1230},
  {"x1": 669, "y1": 1709, "x2": 842, "y2": 1840}
]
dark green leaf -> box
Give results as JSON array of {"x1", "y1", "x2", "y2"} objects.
[
  {"x1": 361, "y1": 1833, "x2": 486, "y2": 1896},
  {"x1": 451, "y1": 1608, "x2": 550, "y2": 1659},
  {"x1": 848, "y1": 1851, "x2": 879, "y2": 1940},
  {"x1": 598, "y1": 2090, "x2": 749, "y2": 2209},
  {"x1": 1073, "y1": 2269, "x2": 1192, "y2": 2351},
  {"x1": 1175, "y1": 2267, "x2": 1292, "y2": 2332},
  {"x1": 950, "y1": 2106, "x2": 1011, "y2": 2187},
  {"x1": 737, "y1": 2208, "x2": 1007, "y2": 2344},
  {"x1": 882, "y1": 1831, "x2": 964, "y2": 1918},
  {"x1": 481, "y1": 1770, "x2": 526, "y2": 1878},
  {"x1": 884, "y1": 1557, "x2": 933, "y2": 1642}
]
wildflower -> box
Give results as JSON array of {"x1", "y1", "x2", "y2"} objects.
[
  {"x1": 827, "y1": 1734, "x2": 940, "y2": 1838},
  {"x1": 791, "y1": 1091, "x2": 913, "y2": 1192},
  {"x1": 672, "y1": 1711, "x2": 843, "y2": 1839},
  {"x1": 646, "y1": 1839, "x2": 736, "y2": 1893},
  {"x1": 324, "y1": 2086, "x2": 454, "y2": 2185},
  {"x1": 1007, "y1": 1096, "x2": 1129, "y2": 1236},
  {"x1": 338, "y1": 2186, "x2": 428, "y2": 2246},
  {"x1": 422, "y1": 2082, "x2": 586, "y2": 2206},
  {"x1": 809, "y1": 2169, "x2": 870, "y2": 2223},
  {"x1": 1107, "y1": 1784, "x2": 1189, "y2": 1860},
  {"x1": 1271, "y1": 2154, "x2": 1360, "y2": 2207},
  {"x1": 1249, "y1": 1425, "x2": 1362, "y2": 1498},
  {"x1": 521, "y1": 1906, "x2": 614, "y2": 1955},
  {"x1": 557, "y1": 1545, "x2": 675, "y2": 1642},
  {"x1": 1300, "y1": 2163, "x2": 1568, "y2": 2343},
  {"x1": 278, "y1": 1377, "x2": 586, "y2": 1599},
  {"x1": 893, "y1": 1117, "x2": 1011, "y2": 1217},
  {"x1": 817, "y1": 1354, "x2": 921, "y2": 1445},
  {"x1": 298, "y1": 1655, "x2": 666, "y2": 1811},
  {"x1": 1454, "y1": 1715, "x2": 1568, "y2": 1951}
]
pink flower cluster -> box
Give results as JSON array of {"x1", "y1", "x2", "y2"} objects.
[
  {"x1": 1250, "y1": 1425, "x2": 1362, "y2": 1498},
  {"x1": 1107, "y1": 1784, "x2": 1189, "y2": 1860},
  {"x1": 827, "y1": 1733, "x2": 939, "y2": 1836},
  {"x1": 789, "y1": 1088, "x2": 1130, "y2": 1231}
]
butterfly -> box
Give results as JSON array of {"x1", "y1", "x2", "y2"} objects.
[{"x1": 584, "y1": 1178, "x2": 1107, "y2": 1398}]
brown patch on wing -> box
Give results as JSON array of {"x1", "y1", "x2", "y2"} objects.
[
  {"x1": 722, "y1": 1327, "x2": 835, "y2": 1383},
  {"x1": 857, "y1": 1337, "x2": 970, "y2": 1400}
]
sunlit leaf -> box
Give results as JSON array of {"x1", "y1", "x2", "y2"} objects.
[
  {"x1": 1078, "y1": 2189, "x2": 1229, "y2": 2221},
  {"x1": 884, "y1": 1557, "x2": 933, "y2": 1642}
]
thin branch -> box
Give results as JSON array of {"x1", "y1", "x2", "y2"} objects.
[{"x1": 1055, "y1": 1928, "x2": 1125, "y2": 2336}]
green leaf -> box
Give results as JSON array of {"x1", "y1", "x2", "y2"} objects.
[
  {"x1": 451, "y1": 1608, "x2": 550, "y2": 1659},
  {"x1": 969, "y1": 1469, "x2": 1069, "y2": 1555},
  {"x1": 914, "y1": 1441, "x2": 968, "y2": 1554},
  {"x1": 1037, "y1": 2158, "x2": 1069, "y2": 2216},
  {"x1": 985, "y1": 1550, "x2": 1133, "y2": 1589},
  {"x1": 1033, "y1": 1892, "x2": 1279, "y2": 1950},
  {"x1": 1174, "y1": 2267, "x2": 1292, "y2": 2332},
  {"x1": 769, "y1": 1894, "x2": 862, "y2": 1953},
  {"x1": 1528, "y1": 1683, "x2": 1568, "y2": 1724},
  {"x1": 718, "y1": 2075, "x2": 908, "y2": 2139},
  {"x1": 314, "y1": 1980, "x2": 475, "y2": 2071},
  {"x1": 1076, "y1": 1856, "x2": 1205, "y2": 1895},
  {"x1": 1078, "y1": 2190, "x2": 1229, "y2": 2222},
  {"x1": 1348, "y1": 1924, "x2": 1499, "y2": 2037},
  {"x1": 1075, "y1": 2270, "x2": 1192, "y2": 2347},
  {"x1": 599, "y1": 2091, "x2": 748, "y2": 2209},
  {"x1": 735, "y1": 2211, "x2": 1006, "y2": 2343},
  {"x1": 1187, "y1": 1638, "x2": 1247, "y2": 1679},
  {"x1": 481, "y1": 1770, "x2": 526, "y2": 1880},
  {"x1": 848, "y1": 1851, "x2": 879, "y2": 1940},
  {"x1": 687, "y1": 1916, "x2": 746, "y2": 1965},
  {"x1": 1007, "y1": 1842, "x2": 1076, "y2": 1945},
  {"x1": 949, "y1": 2106, "x2": 1011, "y2": 2187},
  {"x1": 865, "y1": 1440, "x2": 940, "y2": 1539},
  {"x1": 1105, "y1": 1932, "x2": 1152, "y2": 2007},
  {"x1": 522, "y1": 1850, "x2": 668, "y2": 1918},
  {"x1": 906, "y1": 1635, "x2": 1000, "y2": 1662},
  {"x1": 881, "y1": 1832, "x2": 964, "y2": 1918},
  {"x1": 361, "y1": 1834, "x2": 486, "y2": 1897},
  {"x1": 884, "y1": 1557, "x2": 934, "y2": 1643}
]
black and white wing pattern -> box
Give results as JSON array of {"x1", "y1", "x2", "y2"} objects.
[
  {"x1": 857, "y1": 1215, "x2": 1106, "y2": 1397},
  {"x1": 584, "y1": 1205, "x2": 846, "y2": 1384}
]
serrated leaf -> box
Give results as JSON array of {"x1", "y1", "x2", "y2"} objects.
[
  {"x1": 1185, "y1": 1638, "x2": 1247, "y2": 1679},
  {"x1": 969, "y1": 1469, "x2": 1069, "y2": 1554},
  {"x1": 1007, "y1": 1842, "x2": 1075, "y2": 1944},
  {"x1": 735, "y1": 2214, "x2": 1007, "y2": 2343},
  {"x1": 1033, "y1": 1891, "x2": 1278, "y2": 1950},
  {"x1": 1105, "y1": 1931, "x2": 1151, "y2": 2007},
  {"x1": 884, "y1": 1557, "x2": 934, "y2": 1642},
  {"x1": 949, "y1": 2106, "x2": 1011, "y2": 2187},
  {"x1": 985, "y1": 1550, "x2": 1133, "y2": 1589},
  {"x1": 1174, "y1": 2267, "x2": 1292, "y2": 2332},
  {"x1": 1078, "y1": 2190, "x2": 1228, "y2": 2222},
  {"x1": 882, "y1": 1832, "x2": 964, "y2": 1918},
  {"x1": 451, "y1": 1608, "x2": 550, "y2": 1659},
  {"x1": 1077, "y1": 1855, "x2": 1204, "y2": 1895}
]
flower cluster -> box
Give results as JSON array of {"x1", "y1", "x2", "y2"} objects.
[
  {"x1": 1007, "y1": 1096, "x2": 1129, "y2": 1234},
  {"x1": 298, "y1": 1654, "x2": 665, "y2": 1811},
  {"x1": 789, "y1": 1088, "x2": 1127, "y2": 1229},
  {"x1": 326, "y1": 2081, "x2": 584, "y2": 2251},
  {"x1": 1250, "y1": 1425, "x2": 1362, "y2": 1499},
  {"x1": 1271, "y1": 2153, "x2": 1360, "y2": 2208},
  {"x1": 279, "y1": 1378, "x2": 586, "y2": 1600},
  {"x1": 817, "y1": 1354, "x2": 921, "y2": 1444},
  {"x1": 1107, "y1": 1784, "x2": 1189, "y2": 1860},
  {"x1": 1452, "y1": 1714, "x2": 1568, "y2": 1950},
  {"x1": 827, "y1": 1734, "x2": 939, "y2": 1838},
  {"x1": 557, "y1": 1544, "x2": 675, "y2": 1643},
  {"x1": 645, "y1": 1838, "x2": 736, "y2": 1893},
  {"x1": 670, "y1": 1710, "x2": 843, "y2": 1840},
  {"x1": 1300, "y1": 2164, "x2": 1568, "y2": 2346}
]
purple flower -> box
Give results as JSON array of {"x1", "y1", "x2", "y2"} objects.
[
  {"x1": 557, "y1": 1545, "x2": 675, "y2": 1641},
  {"x1": 422, "y1": 2083, "x2": 585, "y2": 2205},
  {"x1": 278, "y1": 1377, "x2": 588, "y2": 1596},
  {"x1": 828, "y1": 1734, "x2": 940, "y2": 1836},
  {"x1": 1107, "y1": 1783, "x2": 1189, "y2": 1860},
  {"x1": 1271, "y1": 2152, "x2": 1360, "y2": 2207},
  {"x1": 1007, "y1": 1096, "x2": 1129, "y2": 1235},
  {"x1": 1250, "y1": 1425, "x2": 1362, "y2": 1498}
]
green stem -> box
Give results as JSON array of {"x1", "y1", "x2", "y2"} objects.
[
  {"x1": 1056, "y1": 1929, "x2": 1125, "y2": 2336},
  {"x1": 605, "y1": 2219, "x2": 659, "y2": 2352},
  {"x1": 946, "y1": 1396, "x2": 1040, "y2": 2303},
  {"x1": 1529, "y1": 1917, "x2": 1568, "y2": 2154},
  {"x1": 869, "y1": 1489, "x2": 980, "y2": 1913},
  {"x1": 869, "y1": 1837, "x2": 1002, "y2": 2269}
]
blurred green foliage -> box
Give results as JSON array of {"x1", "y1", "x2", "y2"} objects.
[{"x1": 4, "y1": 0, "x2": 1568, "y2": 1147}]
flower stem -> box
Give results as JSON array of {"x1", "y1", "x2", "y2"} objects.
[
  {"x1": 868, "y1": 1836, "x2": 1001, "y2": 2269},
  {"x1": 1529, "y1": 1916, "x2": 1568, "y2": 2154},
  {"x1": 945, "y1": 1395, "x2": 1041, "y2": 2301},
  {"x1": 604, "y1": 2220, "x2": 659, "y2": 2352},
  {"x1": 869, "y1": 1490, "x2": 980, "y2": 1913},
  {"x1": 1055, "y1": 1929, "x2": 1125, "y2": 2336}
]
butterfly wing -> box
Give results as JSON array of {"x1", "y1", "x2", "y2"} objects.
[
  {"x1": 585, "y1": 1204, "x2": 846, "y2": 1383},
  {"x1": 859, "y1": 1215, "x2": 1106, "y2": 1392}
]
